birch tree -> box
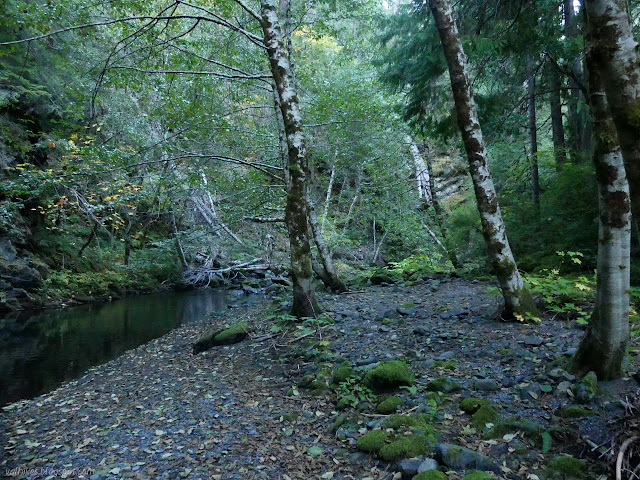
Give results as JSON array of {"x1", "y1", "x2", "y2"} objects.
[
  {"x1": 583, "y1": 0, "x2": 640, "y2": 216},
  {"x1": 259, "y1": 0, "x2": 320, "y2": 316},
  {"x1": 571, "y1": 1, "x2": 632, "y2": 380},
  {"x1": 428, "y1": 0, "x2": 538, "y2": 319}
]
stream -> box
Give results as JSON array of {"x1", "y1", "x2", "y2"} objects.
[{"x1": 0, "y1": 289, "x2": 264, "y2": 407}]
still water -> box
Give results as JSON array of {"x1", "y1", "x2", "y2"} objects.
[{"x1": 0, "y1": 289, "x2": 261, "y2": 407}]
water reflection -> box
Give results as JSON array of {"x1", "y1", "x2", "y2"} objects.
[{"x1": 0, "y1": 289, "x2": 253, "y2": 406}]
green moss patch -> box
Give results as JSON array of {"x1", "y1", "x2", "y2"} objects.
[
  {"x1": 559, "y1": 406, "x2": 597, "y2": 418},
  {"x1": 378, "y1": 434, "x2": 433, "y2": 462},
  {"x1": 471, "y1": 405, "x2": 499, "y2": 429},
  {"x1": 484, "y1": 417, "x2": 544, "y2": 445},
  {"x1": 412, "y1": 472, "x2": 447, "y2": 480},
  {"x1": 461, "y1": 471, "x2": 496, "y2": 480},
  {"x1": 377, "y1": 396, "x2": 403, "y2": 414},
  {"x1": 364, "y1": 360, "x2": 415, "y2": 392},
  {"x1": 425, "y1": 377, "x2": 461, "y2": 393},
  {"x1": 382, "y1": 413, "x2": 433, "y2": 430},
  {"x1": 460, "y1": 397, "x2": 490, "y2": 414},
  {"x1": 193, "y1": 321, "x2": 251, "y2": 353},
  {"x1": 356, "y1": 430, "x2": 389, "y2": 453},
  {"x1": 332, "y1": 363, "x2": 356, "y2": 384},
  {"x1": 547, "y1": 455, "x2": 587, "y2": 478}
]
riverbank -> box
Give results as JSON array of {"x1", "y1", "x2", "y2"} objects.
[{"x1": 1, "y1": 278, "x2": 637, "y2": 479}]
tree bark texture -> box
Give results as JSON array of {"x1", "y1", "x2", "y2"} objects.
[
  {"x1": 429, "y1": 0, "x2": 537, "y2": 319},
  {"x1": 422, "y1": 141, "x2": 461, "y2": 269},
  {"x1": 306, "y1": 191, "x2": 348, "y2": 292},
  {"x1": 572, "y1": 10, "x2": 631, "y2": 380},
  {"x1": 527, "y1": 56, "x2": 540, "y2": 209},
  {"x1": 564, "y1": 0, "x2": 586, "y2": 160},
  {"x1": 549, "y1": 66, "x2": 567, "y2": 169},
  {"x1": 260, "y1": 0, "x2": 319, "y2": 317},
  {"x1": 583, "y1": 0, "x2": 640, "y2": 218},
  {"x1": 407, "y1": 135, "x2": 431, "y2": 203}
]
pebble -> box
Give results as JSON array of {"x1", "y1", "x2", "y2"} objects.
[
  {"x1": 417, "y1": 458, "x2": 439, "y2": 472},
  {"x1": 474, "y1": 378, "x2": 500, "y2": 391},
  {"x1": 398, "y1": 458, "x2": 423, "y2": 478},
  {"x1": 520, "y1": 382, "x2": 542, "y2": 400},
  {"x1": 524, "y1": 335, "x2": 544, "y2": 346},
  {"x1": 436, "y1": 351, "x2": 456, "y2": 360}
]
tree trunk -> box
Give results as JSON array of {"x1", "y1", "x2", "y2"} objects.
[
  {"x1": 429, "y1": 0, "x2": 538, "y2": 319},
  {"x1": 565, "y1": 0, "x2": 585, "y2": 161},
  {"x1": 171, "y1": 210, "x2": 188, "y2": 271},
  {"x1": 407, "y1": 135, "x2": 431, "y2": 203},
  {"x1": 321, "y1": 159, "x2": 336, "y2": 234},
  {"x1": 583, "y1": 0, "x2": 640, "y2": 218},
  {"x1": 306, "y1": 190, "x2": 348, "y2": 292},
  {"x1": 260, "y1": 0, "x2": 319, "y2": 317},
  {"x1": 422, "y1": 140, "x2": 461, "y2": 268},
  {"x1": 572, "y1": 20, "x2": 631, "y2": 380},
  {"x1": 549, "y1": 66, "x2": 567, "y2": 170},
  {"x1": 527, "y1": 56, "x2": 540, "y2": 210}
]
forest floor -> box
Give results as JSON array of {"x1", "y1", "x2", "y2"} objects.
[{"x1": 1, "y1": 276, "x2": 638, "y2": 480}]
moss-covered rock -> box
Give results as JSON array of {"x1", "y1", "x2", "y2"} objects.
[
  {"x1": 460, "y1": 397, "x2": 490, "y2": 414},
  {"x1": 471, "y1": 405, "x2": 499, "y2": 429},
  {"x1": 378, "y1": 434, "x2": 433, "y2": 462},
  {"x1": 558, "y1": 406, "x2": 597, "y2": 418},
  {"x1": 364, "y1": 360, "x2": 415, "y2": 392},
  {"x1": 193, "y1": 321, "x2": 251, "y2": 353},
  {"x1": 412, "y1": 471, "x2": 447, "y2": 480},
  {"x1": 574, "y1": 371, "x2": 597, "y2": 404},
  {"x1": 382, "y1": 413, "x2": 433, "y2": 430},
  {"x1": 483, "y1": 417, "x2": 544, "y2": 445},
  {"x1": 332, "y1": 363, "x2": 356, "y2": 384},
  {"x1": 377, "y1": 396, "x2": 403, "y2": 414},
  {"x1": 461, "y1": 471, "x2": 496, "y2": 480},
  {"x1": 356, "y1": 430, "x2": 389, "y2": 453},
  {"x1": 547, "y1": 455, "x2": 587, "y2": 478},
  {"x1": 425, "y1": 377, "x2": 461, "y2": 393}
]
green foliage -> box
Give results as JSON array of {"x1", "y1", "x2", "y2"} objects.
[
  {"x1": 336, "y1": 378, "x2": 377, "y2": 408},
  {"x1": 523, "y1": 263, "x2": 595, "y2": 323}
]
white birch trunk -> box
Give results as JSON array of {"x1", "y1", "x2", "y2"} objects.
[
  {"x1": 429, "y1": 0, "x2": 537, "y2": 318},
  {"x1": 572, "y1": 11, "x2": 631, "y2": 380},
  {"x1": 407, "y1": 135, "x2": 431, "y2": 202},
  {"x1": 584, "y1": 0, "x2": 640, "y2": 216}
]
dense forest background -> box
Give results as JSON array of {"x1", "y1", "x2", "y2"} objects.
[{"x1": 0, "y1": 0, "x2": 636, "y2": 314}]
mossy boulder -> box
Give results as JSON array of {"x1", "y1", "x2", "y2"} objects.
[
  {"x1": 471, "y1": 405, "x2": 499, "y2": 429},
  {"x1": 426, "y1": 377, "x2": 461, "y2": 393},
  {"x1": 193, "y1": 321, "x2": 251, "y2": 353},
  {"x1": 382, "y1": 413, "x2": 433, "y2": 431},
  {"x1": 574, "y1": 371, "x2": 597, "y2": 404},
  {"x1": 356, "y1": 430, "x2": 389, "y2": 453},
  {"x1": 364, "y1": 360, "x2": 415, "y2": 392},
  {"x1": 460, "y1": 397, "x2": 490, "y2": 414},
  {"x1": 412, "y1": 471, "x2": 447, "y2": 480},
  {"x1": 559, "y1": 406, "x2": 597, "y2": 418},
  {"x1": 461, "y1": 471, "x2": 496, "y2": 480},
  {"x1": 378, "y1": 434, "x2": 433, "y2": 462},
  {"x1": 377, "y1": 396, "x2": 403, "y2": 414},
  {"x1": 332, "y1": 363, "x2": 356, "y2": 384},
  {"x1": 546, "y1": 455, "x2": 587, "y2": 478}
]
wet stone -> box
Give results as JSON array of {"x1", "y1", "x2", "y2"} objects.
[
  {"x1": 524, "y1": 336, "x2": 544, "y2": 346},
  {"x1": 474, "y1": 378, "x2": 500, "y2": 391}
]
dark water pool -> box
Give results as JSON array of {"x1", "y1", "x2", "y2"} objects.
[{"x1": 0, "y1": 289, "x2": 262, "y2": 407}]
